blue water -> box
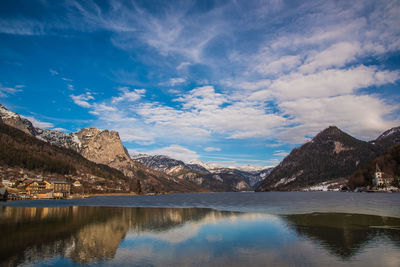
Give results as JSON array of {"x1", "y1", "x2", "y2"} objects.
[{"x1": 1, "y1": 192, "x2": 400, "y2": 266}]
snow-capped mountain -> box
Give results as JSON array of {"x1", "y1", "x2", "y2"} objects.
[
  {"x1": 231, "y1": 164, "x2": 274, "y2": 173},
  {"x1": 187, "y1": 159, "x2": 220, "y2": 171},
  {"x1": 133, "y1": 155, "x2": 273, "y2": 189}
]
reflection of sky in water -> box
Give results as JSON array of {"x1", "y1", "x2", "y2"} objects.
[
  {"x1": 109, "y1": 213, "x2": 400, "y2": 267},
  {"x1": 1, "y1": 200, "x2": 400, "y2": 266}
]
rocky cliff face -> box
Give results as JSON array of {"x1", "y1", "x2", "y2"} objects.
[
  {"x1": 256, "y1": 126, "x2": 399, "y2": 191},
  {"x1": 75, "y1": 127, "x2": 137, "y2": 178}
]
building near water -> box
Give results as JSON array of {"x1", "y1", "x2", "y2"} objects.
[{"x1": 373, "y1": 164, "x2": 394, "y2": 187}]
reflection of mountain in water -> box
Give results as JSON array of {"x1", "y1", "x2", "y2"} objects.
[
  {"x1": 282, "y1": 212, "x2": 400, "y2": 259},
  {"x1": 0, "y1": 206, "x2": 235, "y2": 266}
]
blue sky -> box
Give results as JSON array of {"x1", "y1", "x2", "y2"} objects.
[{"x1": 0, "y1": 0, "x2": 399, "y2": 167}]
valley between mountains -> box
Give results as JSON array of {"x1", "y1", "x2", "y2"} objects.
[{"x1": 0, "y1": 103, "x2": 399, "y2": 195}]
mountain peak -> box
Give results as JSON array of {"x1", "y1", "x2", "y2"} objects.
[
  {"x1": 376, "y1": 126, "x2": 400, "y2": 141},
  {"x1": 312, "y1": 126, "x2": 350, "y2": 143},
  {"x1": 0, "y1": 103, "x2": 19, "y2": 120}
]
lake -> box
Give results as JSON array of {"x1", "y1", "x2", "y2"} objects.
[{"x1": 1, "y1": 192, "x2": 399, "y2": 266}]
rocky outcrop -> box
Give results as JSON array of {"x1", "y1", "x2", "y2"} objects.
[{"x1": 75, "y1": 127, "x2": 137, "y2": 178}]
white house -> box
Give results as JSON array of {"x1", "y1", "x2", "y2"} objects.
[{"x1": 373, "y1": 164, "x2": 393, "y2": 187}]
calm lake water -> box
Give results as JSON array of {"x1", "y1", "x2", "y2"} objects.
[{"x1": 1, "y1": 192, "x2": 400, "y2": 266}]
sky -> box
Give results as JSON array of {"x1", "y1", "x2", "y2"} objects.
[{"x1": 0, "y1": 0, "x2": 399, "y2": 167}]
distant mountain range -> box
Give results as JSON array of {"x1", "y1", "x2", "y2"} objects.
[
  {"x1": 132, "y1": 154, "x2": 273, "y2": 191},
  {"x1": 256, "y1": 126, "x2": 400, "y2": 191}
]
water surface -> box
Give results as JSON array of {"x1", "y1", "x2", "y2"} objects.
[
  {"x1": 1, "y1": 192, "x2": 399, "y2": 266},
  {"x1": 2, "y1": 192, "x2": 400, "y2": 217}
]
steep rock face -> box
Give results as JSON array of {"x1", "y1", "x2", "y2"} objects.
[
  {"x1": 256, "y1": 126, "x2": 383, "y2": 191},
  {"x1": 75, "y1": 127, "x2": 137, "y2": 177}
]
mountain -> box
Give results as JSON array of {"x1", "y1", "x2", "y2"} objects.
[
  {"x1": 133, "y1": 155, "x2": 273, "y2": 190},
  {"x1": 372, "y1": 126, "x2": 400, "y2": 151},
  {"x1": 256, "y1": 126, "x2": 395, "y2": 191},
  {"x1": 0, "y1": 104, "x2": 37, "y2": 135},
  {"x1": 0, "y1": 121, "x2": 128, "y2": 182},
  {"x1": 348, "y1": 144, "x2": 400, "y2": 189},
  {"x1": 0, "y1": 104, "x2": 203, "y2": 194}
]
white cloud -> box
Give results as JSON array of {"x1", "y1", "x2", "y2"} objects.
[
  {"x1": 70, "y1": 92, "x2": 94, "y2": 108},
  {"x1": 62, "y1": 77, "x2": 73, "y2": 82},
  {"x1": 112, "y1": 87, "x2": 146, "y2": 103},
  {"x1": 116, "y1": 128, "x2": 154, "y2": 143},
  {"x1": 204, "y1": 147, "x2": 221, "y2": 152},
  {"x1": 161, "y1": 77, "x2": 187, "y2": 86},
  {"x1": 299, "y1": 42, "x2": 362, "y2": 74},
  {"x1": 237, "y1": 79, "x2": 271, "y2": 91},
  {"x1": 145, "y1": 145, "x2": 199, "y2": 162},
  {"x1": 135, "y1": 86, "x2": 286, "y2": 140},
  {"x1": 21, "y1": 116, "x2": 54, "y2": 129},
  {"x1": 89, "y1": 103, "x2": 116, "y2": 115},
  {"x1": 250, "y1": 65, "x2": 400, "y2": 101},
  {"x1": 255, "y1": 55, "x2": 302, "y2": 75},
  {"x1": 278, "y1": 94, "x2": 399, "y2": 143}
]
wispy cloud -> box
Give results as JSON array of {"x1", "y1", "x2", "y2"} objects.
[
  {"x1": 0, "y1": 83, "x2": 24, "y2": 97},
  {"x1": 49, "y1": 69, "x2": 59, "y2": 76},
  {"x1": 204, "y1": 147, "x2": 221, "y2": 152},
  {"x1": 70, "y1": 92, "x2": 94, "y2": 108},
  {"x1": 160, "y1": 77, "x2": 187, "y2": 87},
  {"x1": 112, "y1": 87, "x2": 146, "y2": 103}
]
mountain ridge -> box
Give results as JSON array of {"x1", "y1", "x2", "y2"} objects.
[{"x1": 133, "y1": 154, "x2": 273, "y2": 190}]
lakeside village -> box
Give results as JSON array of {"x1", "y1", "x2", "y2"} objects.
[
  {"x1": 0, "y1": 166, "x2": 138, "y2": 201},
  {"x1": 0, "y1": 164, "x2": 399, "y2": 201}
]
